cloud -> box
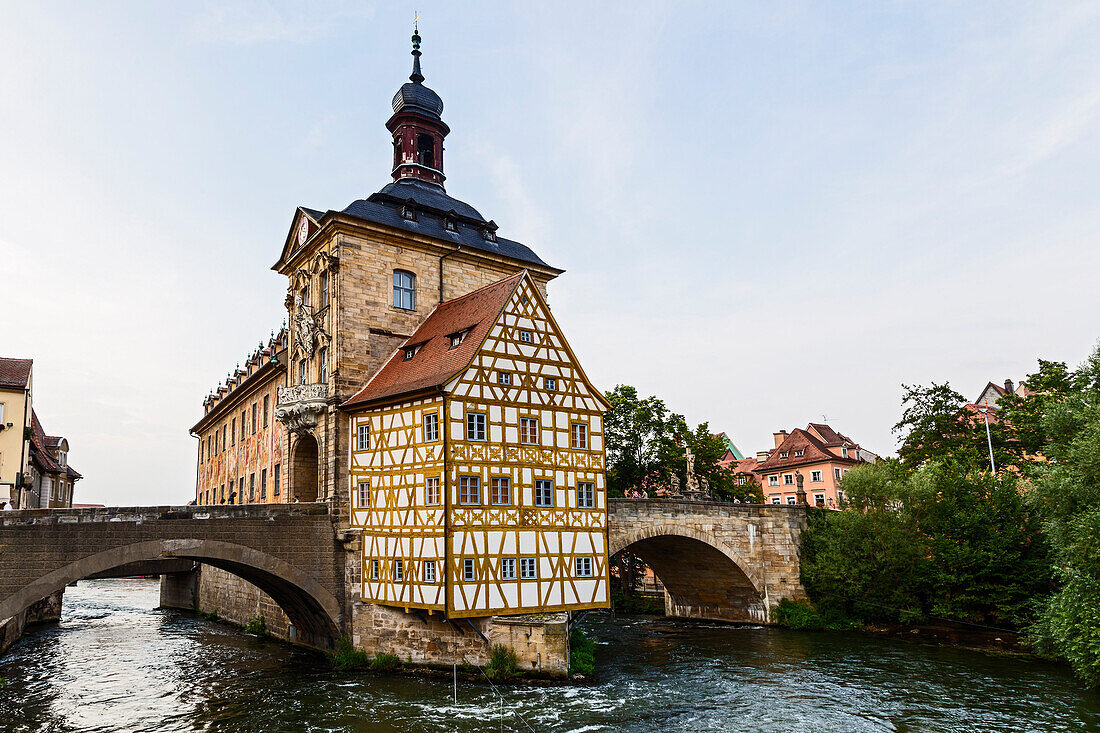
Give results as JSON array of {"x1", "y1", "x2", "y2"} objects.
[{"x1": 190, "y1": 1, "x2": 374, "y2": 45}]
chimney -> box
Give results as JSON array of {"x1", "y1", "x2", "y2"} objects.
[
  {"x1": 773, "y1": 430, "x2": 788, "y2": 449},
  {"x1": 756, "y1": 450, "x2": 770, "y2": 463},
  {"x1": 1004, "y1": 379, "x2": 1014, "y2": 395}
]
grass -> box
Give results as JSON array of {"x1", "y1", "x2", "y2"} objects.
[
  {"x1": 244, "y1": 615, "x2": 266, "y2": 636},
  {"x1": 569, "y1": 629, "x2": 596, "y2": 676},
  {"x1": 198, "y1": 610, "x2": 218, "y2": 622},
  {"x1": 771, "y1": 599, "x2": 860, "y2": 631},
  {"x1": 330, "y1": 636, "x2": 372, "y2": 671},
  {"x1": 369, "y1": 653, "x2": 400, "y2": 672},
  {"x1": 485, "y1": 644, "x2": 519, "y2": 681}
]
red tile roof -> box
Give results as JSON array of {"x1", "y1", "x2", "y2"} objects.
[
  {"x1": 29, "y1": 410, "x2": 62, "y2": 474},
  {"x1": 0, "y1": 358, "x2": 32, "y2": 389},
  {"x1": 754, "y1": 426, "x2": 860, "y2": 473},
  {"x1": 806, "y1": 422, "x2": 852, "y2": 446},
  {"x1": 342, "y1": 271, "x2": 525, "y2": 409},
  {"x1": 732, "y1": 458, "x2": 760, "y2": 476}
]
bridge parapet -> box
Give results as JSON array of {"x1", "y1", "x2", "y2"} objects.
[{"x1": 0, "y1": 502, "x2": 330, "y2": 527}]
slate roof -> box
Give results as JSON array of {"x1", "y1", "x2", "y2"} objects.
[
  {"x1": 330, "y1": 179, "x2": 553, "y2": 269},
  {"x1": 29, "y1": 411, "x2": 62, "y2": 474},
  {"x1": 0, "y1": 358, "x2": 32, "y2": 389},
  {"x1": 343, "y1": 271, "x2": 525, "y2": 409}
]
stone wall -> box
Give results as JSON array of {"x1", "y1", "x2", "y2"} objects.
[
  {"x1": 0, "y1": 589, "x2": 63, "y2": 656},
  {"x1": 195, "y1": 565, "x2": 293, "y2": 640},
  {"x1": 608, "y1": 499, "x2": 808, "y2": 623}
]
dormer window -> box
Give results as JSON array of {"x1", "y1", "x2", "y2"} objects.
[
  {"x1": 449, "y1": 330, "x2": 467, "y2": 349},
  {"x1": 444, "y1": 217, "x2": 457, "y2": 233},
  {"x1": 483, "y1": 228, "x2": 497, "y2": 242},
  {"x1": 794, "y1": 449, "x2": 804, "y2": 458},
  {"x1": 401, "y1": 205, "x2": 417, "y2": 222},
  {"x1": 779, "y1": 451, "x2": 788, "y2": 459},
  {"x1": 403, "y1": 344, "x2": 422, "y2": 361},
  {"x1": 842, "y1": 446, "x2": 849, "y2": 459}
]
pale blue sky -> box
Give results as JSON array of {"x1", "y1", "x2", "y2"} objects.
[{"x1": 2, "y1": 2, "x2": 1099, "y2": 505}]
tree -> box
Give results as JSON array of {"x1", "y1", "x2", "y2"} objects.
[
  {"x1": 894, "y1": 382, "x2": 1016, "y2": 471},
  {"x1": 998, "y1": 359, "x2": 1075, "y2": 460},
  {"x1": 603, "y1": 385, "x2": 673, "y2": 497}
]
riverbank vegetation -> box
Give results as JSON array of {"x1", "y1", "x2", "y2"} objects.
[
  {"x1": 569, "y1": 629, "x2": 596, "y2": 676},
  {"x1": 788, "y1": 343, "x2": 1100, "y2": 687}
]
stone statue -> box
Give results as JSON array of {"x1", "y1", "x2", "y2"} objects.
[
  {"x1": 795, "y1": 470, "x2": 807, "y2": 505},
  {"x1": 685, "y1": 445, "x2": 699, "y2": 493},
  {"x1": 294, "y1": 292, "x2": 315, "y2": 357}
]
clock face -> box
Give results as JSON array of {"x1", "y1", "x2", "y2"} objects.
[{"x1": 298, "y1": 219, "x2": 309, "y2": 244}]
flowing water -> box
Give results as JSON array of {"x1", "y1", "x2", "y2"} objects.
[{"x1": 0, "y1": 579, "x2": 1097, "y2": 732}]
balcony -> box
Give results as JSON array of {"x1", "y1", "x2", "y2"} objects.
[{"x1": 276, "y1": 383, "x2": 330, "y2": 434}]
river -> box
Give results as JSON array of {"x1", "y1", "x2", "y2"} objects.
[{"x1": 0, "y1": 579, "x2": 1096, "y2": 732}]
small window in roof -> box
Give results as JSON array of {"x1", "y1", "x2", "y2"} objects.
[
  {"x1": 449, "y1": 331, "x2": 466, "y2": 349},
  {"x1": 483, "y1": 228, "x2": 496, "y2": 242},
  {"x1": 401, "y1": 205, "x2": 416, "y2": 221},
  {"x1": 444, "y1": 217, "x2": 457, "y2": 232}
]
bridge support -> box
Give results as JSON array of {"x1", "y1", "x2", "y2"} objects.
[{"x1": 160, "y1": 569, "x2": 199, "y2": 611}]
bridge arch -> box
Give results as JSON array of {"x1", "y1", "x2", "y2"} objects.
[
  {"x1": 610, "y1": 523, "x2": 767, "y2": 624},
  {"x1": 0, "y1": 539, "x2": 341, "y2": 648}
]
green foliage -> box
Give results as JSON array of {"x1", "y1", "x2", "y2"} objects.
[
  {"x1": 894, "y1": 382, "x2": 1017, "y2": 471},
  {"x1": 569, "y1": 629, "x2": 596, "y2": 676},
  {"x1": 1024, "y1": 344, "x2": 1100, "y2": 686},
  {"x1": 199, "y1": 610, "x2": 218, "y2": 622},
  {"x1": 802, "y1": 460, "x2": 1050, "y2": 627},
  {"x1": 609, "y1": 583, "x2": 664, "y2": 615},
  {"x1": 244, "y1": 615, "x2": 266, "y2": 636},
  {"x1": 329, "y1": 636, "x2": 371, "y2": 671},
  {"x1": 603, "y1": 384, "x2": 760, "y2": 502},
  {"x1": 771, "y1": 599, "x2": 859, "y2": 631},
  {"x1": 368, "y1": 653, "x2": 400, "y2": 672},
  {"x1": 485, "y1": 644, "x2": 519, "y2": 680}
]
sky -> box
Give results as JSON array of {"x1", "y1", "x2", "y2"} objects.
[{"x1": 2, "y1": 2, "x2": 1099, "y2": 506}]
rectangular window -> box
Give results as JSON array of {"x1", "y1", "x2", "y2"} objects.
[
  {"x1": 231, "y1": 419, "x2": 236, "y2": 445},
  {"x1": 794, "y1": 449, "x2": 804, "y2": 457},
  {"x1": 783, "y1": 474, "x2": 794, "y2": 486},
  {"x1": 260, "y1": 469, "x2": 267, "y2": 499},
  {"x1": 577, "y1": 482, "x2": 595, "y2": 508},
  {"x1": 423, "y1": 413, "x2": 439, "y2": 442},
  {"x1": 274, "y1": 464, "x2": 281, "y2": 496},
  {"x1": 423, "y1": 560, "x2": 437, "y2": 583},
  {"x1": 571, "y1": 423, "x2": 588, "y2": 450},
  {"x1": 241, "y1": 411, "x2": 246, "y2": 440},
  {"x1": 534, "y1": 479, "x2": 554, "y2": 507},
  {"x1": 836, "y1": 490, "x2": 846, "y2": 503},
  {"x1": 520, "y1": 417, "x2": 539, "y2": 445},
  {"x1": 263, "y1": 395, "x2": 269, "y2": 426},
  {"x1": 520, "y1": 557, "x2": 537, "y2": 579},
  {"x1": 459, "y1": 476, "x2": 480, "y2": 505},
  {"x1": 249, "y1": 473, "x2": 255, "y2": 501},
  {"x1": 768, "y1": 475, "x2": 778, "y2": 487},
  {"x1": 394, "y1": 559, "x2": 404, "y2": 582},
  {"x1": 501, "y1": 558, "x2": 516, "y2": 581},
  {"x1": 238, "y1": 477, "x2": 244, "y2": 501},
  {"x1": 814, "y1": 493, "x2": 826, "y2": 507},
  {"x1": 393, "y1": 271, "x2": 415, "y2": 310},
  {"x1": 221, "y1": 425, "x2": 226, "y2": 451},
  {"x1": 466, "y1": 413, "x2": 486, "y2": 441},
  {"x1": 251, "y1": 403, "x2": 258, "y2": 434},
  {"x1": 299, "y1": 359, "x2": 308, "y2": 385},
  {"x1": 771, "y1": 496, "x2": 781, "y2": 505},
  {"x1": 834, "y1": 468, "x2": 842, "y2": 480},
  {"x1": 370, "y1": 560, "x2": 379, "y2": 580},
  {"x1": 811, "y1": 470, "x2": 823, "y2": 483},
  {"x1": 575, "y1": 557, "x2": 593, "y2": 577},
  {"x1": 786, "y1": 496, "x2": 797, "y2": 505},
  {"x1": 463, "y1": 558, "x2": 476, "y2": 582},
  {"x1": 319, "y1": 347, "x2": 328, "y2": 384},
  {"x1": 357, "y1": 424, "x2": 369, "y2": 451},
  {"x1": 490, "y1": 477, "x2": 511, "y2": 505},
  {"x1": 425, "y1": 476, "x2": 441, "y2": 506},
  {"x1": 519, "y1": 330, "x2": 532, "y2": 343},
  {"x1": 319, "y1": 270, "x2": 329, "y2": 309},
  {"x1": 544, "y1": 377, "x2": 557, "y2": 391},
  {"x1": 497, "y1": 371, "x2": 511, "y2": 386},
  {"x1": 357, "y1": 480, "x2": 370, "y2": 508}
]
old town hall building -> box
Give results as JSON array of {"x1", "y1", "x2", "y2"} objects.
[{"x1": 192, "y1": 30, "x2": 609, "y2": 629}]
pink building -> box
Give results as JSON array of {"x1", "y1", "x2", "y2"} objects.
[{"x1": 753, "y1": 423, "x2": 877, "y2": 508}]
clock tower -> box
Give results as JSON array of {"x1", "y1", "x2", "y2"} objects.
[{"x1": 386, "y1": 28, "x2": 449, "y2": 189}]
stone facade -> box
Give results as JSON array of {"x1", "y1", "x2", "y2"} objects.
[{"x1": 608, "y1": 499, "x2": 808, "y2": 624}]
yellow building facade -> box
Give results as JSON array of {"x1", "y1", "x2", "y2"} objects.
[{"x1": 345, "y1": 271, "x2": 610, "y2": 618}]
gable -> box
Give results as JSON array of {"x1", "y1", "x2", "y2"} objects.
[
  {"x1": 273, "y1": 207, "x2": 325, "y2": 272},
  {"x1": 448, "y1": 274, "x2": 610, "y2": 413}
]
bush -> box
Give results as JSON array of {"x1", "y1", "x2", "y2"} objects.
[
  {"x1": 368, "y1": 653, "x2": 400, "y2": 672},
  {"x1": 486, "y1": 644, "x2": 519, "y2": 681},
  {"x1": 569, "y1": 629, "x2": 596, "y2": 676},
  {"x1": 330, "y1": 636, "x2": 371, "y2": 671},
  {"x1": 771, "y1": 599, "x2": 858, "y2": 631},
  {"x1": 244, "y1": 615, "x2": 266, "y2": 636},
  {"x1": 199, "y1": 610, "x2": 218, "y2": 622}
]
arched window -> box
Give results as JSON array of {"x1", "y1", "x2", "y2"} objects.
[
  {"x1": 393, "y1": 136, "x2": 403, "y2": 167},
  {"x1": 416, "y1": 134, "x2": 435, "y2": 168},
  {"x1": 393, "y1": 270, "x2": 415, "y2": 310}
]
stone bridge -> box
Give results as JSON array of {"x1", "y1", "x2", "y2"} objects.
[
  {"x1": 0, "y1": 499, "x2": 807, "y2": 655},
  {"x1": 608, "y1": 499, "x2": 808, "y2": 623},
  {"x1": 0, "y1": 503, "x2": 345, "y2": 649}
]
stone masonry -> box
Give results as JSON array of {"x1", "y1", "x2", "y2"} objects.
[{"x1": 608, "y1": 498, "x2": 809, "y2": 623}]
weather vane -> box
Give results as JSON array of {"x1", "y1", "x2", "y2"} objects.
[{"x1": 414, "y1": 11, "x2": 420, "y2": 31}]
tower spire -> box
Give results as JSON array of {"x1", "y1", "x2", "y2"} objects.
[{"x1": 410, "y1": 25, "x2": 424, "y2": 84}]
